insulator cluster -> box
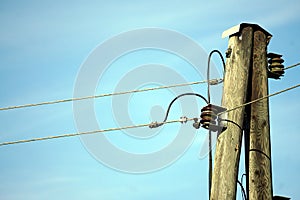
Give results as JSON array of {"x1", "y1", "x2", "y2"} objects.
[
  {"x1": 200, "y1": 104, "x2": 217, "y2": 130},
  {"x1": 267, "y1": 53, "x2": 285, "y2": 79},
  {"x1": 193, "y1": 104, "x2": 227, "y2": 132}
]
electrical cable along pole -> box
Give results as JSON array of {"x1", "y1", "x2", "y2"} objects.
[{"x1": 210, "y1": 23, "x2": 274, "y2": 200}]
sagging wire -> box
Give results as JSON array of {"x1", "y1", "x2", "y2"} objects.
[
  {"x1": 206, "y1": 50, "x2": 226, "y2": 198},
  {"x1": 1, "y1": 83, "x2": 299, "y2": 147},
  {"x1": 0, "y1": 117, "x2": 195, "y2": 147},
  {"x1": 0, "y1": 62, "x2": 297, "y2": 113},
  {"x1": 149, "y1": 93, "x2": 208, "y2": 128},
  {"x1": 0, "y1": 79, "x2": 221, "y2": 112}
]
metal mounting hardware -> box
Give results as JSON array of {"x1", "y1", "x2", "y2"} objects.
[
  {"x1": 226, "y1": 47, "x2": 232, "y2": 58},
  {"x1": 267, "y1": 53, "x2": 285, "y2": 79},
  {"x1": 193, "y1": 118, "x2": 201, "y2": 129},
  {"x1": 180, "y1": 116, "x2": 188, "y2": 124}
]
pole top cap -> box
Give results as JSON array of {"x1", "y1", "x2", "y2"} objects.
[{"x1": 222, "y1": 23, "x2": 272, "y2": 39}]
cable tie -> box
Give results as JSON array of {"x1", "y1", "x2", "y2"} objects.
[
  {"x1": 180, "y1": 116, "x2": 188, "y2": 124},
  {"x1": 149, "y1": 121, "x2": 163, "y2": 129}
]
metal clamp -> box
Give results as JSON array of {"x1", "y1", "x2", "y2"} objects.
[
  {"x1": 149, "y1": 121, "x2": 163, "y2": 129},
  {"x1": 180, "y1": 116, "x2": 188, "y2": 124}
]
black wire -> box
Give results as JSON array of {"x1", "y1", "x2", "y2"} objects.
[
  {"x1": 207, "y1": 50, "x2": 226, "y2": 103},
  {"x1": 206, "y1": 50, "x2": 225, "y2": 199},
  {"x1": 162, "y1": 93, "x2": 208, "y2": 123},
  {"x1": 237, "y1": 180, "x2": 247, "y2": 200},
  {"x1": 249, "y1": 149, "x2": 271, "y2": 160},
  {"x1": 220, "y1": 116, "x2": 247, "y2": 200},
  {"x1": 219, "y1": 118, "x2": 243, "y2": 131},
  {"x1": 241, "y1": 173, "x2": 247, "y2": 200},
  {"x1": 218, "y1": 118, "x2": 246, "y2": 200},
  {"x1": 241, "y1": 173, "x2": 246, "y2": 184}
]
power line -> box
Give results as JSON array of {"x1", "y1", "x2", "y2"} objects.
[
  {"x1": 284, "y1": 62, "x2": 300, "y2": 70},
  {"x1": 0, "y1": 117, "x2": 194, "y2": 147},
  {"x1": 1, "y1": 83, "x2": 299, "y2": 147},
  {"x1": 0, "y1": 62, "x2": 298, "y2": 112},
  {"x1": 0, "y1": 78, "x2": 223, "y2": 112},
  {"x1": 218, "y1": 83, "x2": 300, "y2": 116}
]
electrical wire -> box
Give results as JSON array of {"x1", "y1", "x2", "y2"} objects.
[
  {"x1": 0, "y1": 117, "x2": 195, "y2": 147},
  {"x1": 207, "y1": 50, "x2": 226, "y2": 103},
  {"x1": 206, "y1": 50, "x2": 226, "y2": 198},
  {"x1": 217, "y1": 83, "x2": 300, "y2": 116},
  {"x1": 219, "y1": 119, "x2": 245, "y2": 199},
  {"x1": 214, "y1": 83, "x2": 300, "y2": 198},
  {"x1": 283, "y1": 62, "x2": 300, "y2": 70},
  {"x1": 148, "y1": 93, "x2": 208, "y2": 129},
  {"x1": 0, "y1": 62, "x2": 298, "y2": 113},
  {"x1": 241, "y1": 173, "x2": 248, "y2": 199},
  {"x1": 249, "y1": 149, "x2": 271, "y2": 160},
  {"x1": 1, "y1": 83, "x2": 299, "y2": 147},
  {"x1": 162, "y1": 93, "x2": 208, "y2": 123},
  {"x1": 221, "y1": 116, "x2": 246, "y2": 200},
  {"x1": 219, "y1": 118, "x2": 243, "y2": 131},
  {"x1": 241, "y1": 173, "x2": 246, "y2": 184},
  {"x1": 0, "y1": 79, "x2": 222, "y2": 112},
  {"x1": 237, "y1": 179, "x2": 247, "y2": 200}
]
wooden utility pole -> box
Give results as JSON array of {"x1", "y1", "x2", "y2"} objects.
[
  {"x1": 210, "y1": 24, "x2": 254, "y2": 200},
  {"x1": 248, "y1": 27, "x2": 273, "y2": 199},
  {"x1": 210, "y1": 23, "x2": 273, "y2": 200}
]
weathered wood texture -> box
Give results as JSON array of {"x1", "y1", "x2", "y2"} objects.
[
  {"x1": 249, "y1": 30, "x2": 273, "y2": 200},
  {"x1": 210, "y1": 27, "x2": 253, "y2": 200}
]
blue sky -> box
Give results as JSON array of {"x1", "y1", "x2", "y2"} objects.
[{"x1": 0, "y1": 0, "x2": 300, "y2": 199}]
